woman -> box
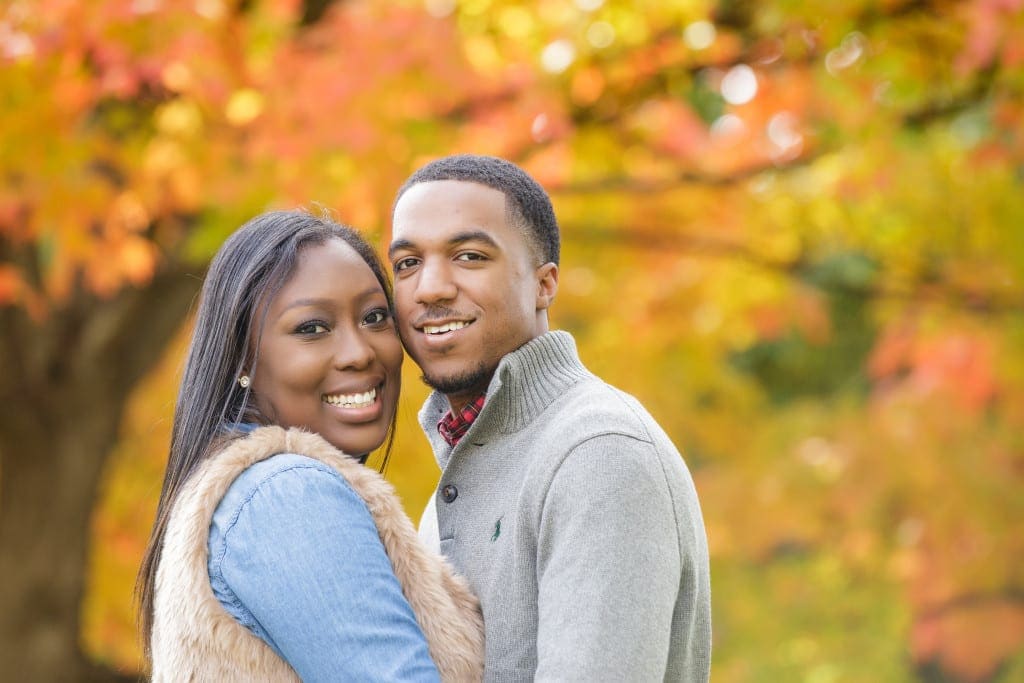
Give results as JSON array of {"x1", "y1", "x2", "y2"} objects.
[{"x1": 136, "y1": 210, "x2": 483, "y2": 681}]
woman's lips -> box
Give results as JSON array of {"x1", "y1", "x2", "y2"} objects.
[{"x1": 321, "y1": 384, "x2": 385, "y2": 423}]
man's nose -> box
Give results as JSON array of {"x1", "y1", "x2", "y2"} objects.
[{"x1": 414, "y1": 260, "x2": 457, "y2": 304}]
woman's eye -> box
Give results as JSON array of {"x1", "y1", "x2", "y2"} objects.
[
  {"x1": 363, "y1": 308, "x2": 391, "y2": 326},
  {"x1": 296, "y1": 321, "x2": 329, "y2": 335}
]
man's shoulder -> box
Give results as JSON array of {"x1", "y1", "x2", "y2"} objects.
[
  {"x1": 526, "y1": 377, "x2": 692, "y2": 482},
  {"x1": 537, "y1": 376, "x2": 665, "y2": 444}
]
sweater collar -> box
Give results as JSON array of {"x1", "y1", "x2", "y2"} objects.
[{"x1": 418, "y1": 331, "x2": 591, "y2": 465}]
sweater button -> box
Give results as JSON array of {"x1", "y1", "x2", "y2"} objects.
[{"x1": 441, "y1": 484, "x2": 458, "y2": 503}]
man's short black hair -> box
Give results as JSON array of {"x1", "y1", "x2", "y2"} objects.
[{"x1": 394, "y1": 154, "x2": 560, "y2": 266}]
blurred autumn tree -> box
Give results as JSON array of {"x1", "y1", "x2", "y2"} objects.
[{"x1": 2, "y1": 0, "x2": 1022, "y2": 681}]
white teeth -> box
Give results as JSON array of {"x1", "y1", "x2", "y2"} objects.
[
  {"x1": 423, "y1": 321, "x2": 469, "y2": 335},
  {"x1": 323, "y1": 387, "x2": 376, "y2": 408}
]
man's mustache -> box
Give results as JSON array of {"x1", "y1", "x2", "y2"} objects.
[{"x1": 411, "y1": 306, "x2": 469, "y2": 327}]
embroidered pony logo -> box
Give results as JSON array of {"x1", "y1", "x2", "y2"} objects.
[{"x1": 491, "y1": 516, "x2": 503, "y2": 542}]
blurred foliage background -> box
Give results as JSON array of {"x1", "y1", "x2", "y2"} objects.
[{"x1": 1, "y1": 0, "x2": 1022, "y2": 680}]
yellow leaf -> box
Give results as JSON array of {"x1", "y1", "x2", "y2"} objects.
[{"x1": 225, "y1": 89, "x2": 265, "y2": 126}]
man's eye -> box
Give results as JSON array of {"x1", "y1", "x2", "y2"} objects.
[
  {"x1": 296, "y1": 321, "x2": 329, "y2": 335},
  {"x1": 394, "y1": 257, "x2": 419, "y2": 272},
  {"x1": 456, "y1": 252, "x2": 485, "y2": 262}
]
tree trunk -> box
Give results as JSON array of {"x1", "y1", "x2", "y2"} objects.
[
  {"x1": 0, "y1": 400, "x2": 138, "y2": 681},
  {"x1": 0, "y1": 267, "x2": 200, "y2": 681}
]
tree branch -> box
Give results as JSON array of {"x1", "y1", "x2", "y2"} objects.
[
  {"x1": 79, "y1": 264, "x2": 204, "y2": 398},
  {"x1": 299, "y1": 0, "x2": 343, "y2": 27},
  {"x1": 551, "y1": 148, "x2": 826, "y2": 194},
  {"x1": 0, "y1": 260, "x2": 202, "y2": 429},
  {"x1": 902, "y1": 67, "x2": 997, "y2": 129},
  {"x1": 916, "y1": 588, "x2": 1024, "y2": 621},
  {"x1": 567, "y1": 227, "x2": 1024, "y2": 316}
]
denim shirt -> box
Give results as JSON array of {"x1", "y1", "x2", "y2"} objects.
[{"x1": 207, "y1": 452, "x2": 440, "y2": 682}]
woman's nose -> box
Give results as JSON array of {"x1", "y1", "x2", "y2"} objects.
[{"x1": 333, "y1": 327, "x2": 375, "y2": 370}]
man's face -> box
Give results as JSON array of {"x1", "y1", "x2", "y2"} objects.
[{"x1": 389, "y1": 180, "x2": 558, "y2": 410}]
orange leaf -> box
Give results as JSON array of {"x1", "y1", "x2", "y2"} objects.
[
  {"x1": 0, "y1": 264, "x2": 23, "y2": 305},
  {"x1": 119, "y1": 237, "x2": 158, "y2": 286},
  {"x1": 911, "y1": 600, "x2": 1024, "y2": 682}
]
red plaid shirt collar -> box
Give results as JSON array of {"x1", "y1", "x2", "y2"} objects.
[{"x1": 437, "y1": 394, "x2": 486, "y2": 447}]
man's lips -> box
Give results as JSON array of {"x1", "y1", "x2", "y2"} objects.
[
  {"x1": 420, "y1": 320, "x2": 472, "y2": 335},
  {"x1": 409, "y1": 318, "x2": 475, "y2": 353}
]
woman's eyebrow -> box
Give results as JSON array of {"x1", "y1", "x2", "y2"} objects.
[
  {"x1": 280, "y1": 297, "x2": 333, "y2": 313},
  {"x1": 279, "y1": 286, "x2": 382, "y2": 313}
]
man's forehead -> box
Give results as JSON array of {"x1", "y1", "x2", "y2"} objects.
[
  {"x1": 395, "y1": 180, "x2": 507, "y2": 218},
  {"x1": 391, "y1": 184, "x2": 507, "y2": 234}
]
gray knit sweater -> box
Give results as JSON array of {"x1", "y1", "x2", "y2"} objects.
[{"x1": 418, "y1": 331, "x2": 711, "y2": 682}]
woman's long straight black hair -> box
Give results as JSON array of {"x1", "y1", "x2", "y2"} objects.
[{"x1": 135, "y1": 209, "x2": 395, "y2": 662}]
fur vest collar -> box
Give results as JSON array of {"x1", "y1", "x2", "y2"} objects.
[{"x1": 152, "y1": 426, "x2": 484, "y2": 681}]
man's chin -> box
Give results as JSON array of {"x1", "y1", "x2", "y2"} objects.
[{"x1": 421, "y1": 360, "x2": 493, "y2": 396}]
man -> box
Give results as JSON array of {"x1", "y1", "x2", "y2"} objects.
[{"x1": 389, "y1": 154, "x2": 711, "y2": 681}]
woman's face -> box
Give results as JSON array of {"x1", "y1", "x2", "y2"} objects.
[{"x1": 250, "y1": 238, "x2": 402, "y2": 456}]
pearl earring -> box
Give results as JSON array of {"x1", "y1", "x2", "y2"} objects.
[{"x1": 238, "y1": 375, "x2": 251, "y2": 388}]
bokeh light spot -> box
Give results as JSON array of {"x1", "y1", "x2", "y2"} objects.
[
  {"x1": 541, "y1": 39, "x2": 576, "y2": 73},
  {"x1": 721, "y1": 64, "x2": 757, "y2": 105},
  {"x1": 586, "y1": 21, "x2": 615, "y2": 49},
  {"x1": 711, "y1": 113, "x2": 746, "y2": 139},
  {"x1": 684, "y1": 20, "x2": 716, "y2": 50},
  {"x1": 826, "y1": 31, "x2": 867, "y2": 75}
]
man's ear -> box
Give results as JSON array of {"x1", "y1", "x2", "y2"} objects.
[{"x1": 535, "y1": 262, "x2": 558, "y2": 311}]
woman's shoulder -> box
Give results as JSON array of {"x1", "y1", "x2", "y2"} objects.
[
  {"x1": 216, "y1": 452, "x2": 357, "y2": 522},
  {"x1": 208, "y1": 451, "x2": 373, "y2": 576},
  {"x1": 233, "y1": 451, "x2": 338, "y2": 486}
]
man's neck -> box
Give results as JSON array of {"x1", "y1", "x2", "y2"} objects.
[
  {"x1": 442, "y1": 328, "x2": 552, "y2": 413},
  {"x1": 446, "y1": 390, "x2": 486, "y2": 415}
]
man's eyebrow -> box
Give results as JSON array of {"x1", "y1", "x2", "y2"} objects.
[
  {"x1": 387, "y1": 239, "x2": 414, "y2": 258},
  {"x1": 449, "y1": 230, "x2": 500, "y2": 249},
  {"x1": 388, "y1": 230, "x2": 500, "y2": 258}
]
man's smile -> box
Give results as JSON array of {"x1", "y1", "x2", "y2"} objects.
[{"x1": 422, "y1": 320, "x2": 472, "y2": 335}]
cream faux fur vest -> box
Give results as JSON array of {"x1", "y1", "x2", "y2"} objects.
[{"x1": 151, "y1": 426, "x2": 484, "y2": 682}]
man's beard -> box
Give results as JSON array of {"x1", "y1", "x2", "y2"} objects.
[{"x1": 421, "y1": 360, "x2": 493, "y2": 396}]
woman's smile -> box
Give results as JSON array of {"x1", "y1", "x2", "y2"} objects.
[{"x1": 321, "y1": 383, "x2": 387, "y2": 423}]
